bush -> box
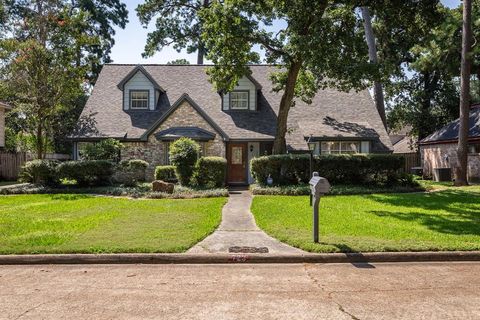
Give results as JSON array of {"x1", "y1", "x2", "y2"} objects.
[
  {"x1": 192, "y1": 157, "x2": 227, "y2": 188},
  {"x1": 19, "y1": 160, "x2": 59, "y2": 186},
  {"x1": 155, "y1": 165, "x2": 177, "y2": 182},
  {"x1": 251, "y1": 154, "x2": 406, "y2": 186},
  {"x1": 169, "y1": 137, "x2": 199, "y2": 186},
  {"x1": 113, "y1": 159, "x2": 149, "y2": 186},
  {"x1": 82, "y1": 138, "x2": 123, "y2": 161},
  {"x1": 57, "y1": 160, "x2": 114, "y2": 186}
]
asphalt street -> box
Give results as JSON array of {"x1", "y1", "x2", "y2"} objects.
[{"x1": 1, "y1": 262, "x2": 479, "y2": 319}]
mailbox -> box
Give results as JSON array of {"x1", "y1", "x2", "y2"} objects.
[
  {"x1": 309, "y1": 173, "x2": 331, "y2": 196},
  {"x1": 309, "y1": 172, "x2": 330, "y2": 243}
]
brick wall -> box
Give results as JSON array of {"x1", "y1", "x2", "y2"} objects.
[
  {"x1": 421, "y1": 143, "x2": 480, "y2": 182},
  {"x1": 121, "y1": 100, "x2": 226, "y2": 180}
]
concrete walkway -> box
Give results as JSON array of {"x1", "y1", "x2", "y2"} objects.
[{"x1": 188, "y1": 189, "x2": 304, "y2": 254}]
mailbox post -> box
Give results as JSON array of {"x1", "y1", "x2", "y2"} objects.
[{"x1": 309, "y1": 172, "x2": 330, "y2": 243}]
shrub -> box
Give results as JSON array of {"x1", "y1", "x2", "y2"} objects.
[
  {"x1": 82, "y1": 138, "x2": 123, "y2": 161},
  {"x1": 251, "y1": 154, "x2": 406, "y2": 186},
  {"x1": 57, "y1": 160, "x2": 114, "y2": 186},
  {"x1": 19, "y1": 160, "x2": 59, "y2": 186},
  {"x1": 113, "y1": 159, "x2": 149, "y2": 186},
  {"x1": 155, "y1": 165, "x2": 177, "y2": 182},
  {"x1": 169, "y1": 137, "x2": 200, "y2": 186},
  {"x1": 192, "y1": 157, "x2": 227, "y2": 188}
]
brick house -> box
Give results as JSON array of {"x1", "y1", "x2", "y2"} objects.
[
  {"x1": 420, "y1": 105, "x2": 480, "y2": 182},
  {"x1": 70, "y1": 64, "x2": 392, "y2": 184}
]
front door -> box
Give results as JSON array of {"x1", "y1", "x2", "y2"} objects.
[{"x1": 228, "y1": 143, "x2": 247, "y2": 184}]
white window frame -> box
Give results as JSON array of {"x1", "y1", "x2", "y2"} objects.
[
  {"x1": 130, "y1": 90, "x2": 149, "y2": 109},
  {"x1": 229, "y1": 91, "x2": 249, "y2": 110},
  {"x1": 320, "y1": 141, "x2": 361, "y2": 154}
]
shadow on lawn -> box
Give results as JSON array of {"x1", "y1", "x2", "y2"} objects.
[{"x1": 367, "y1": 190, "x2": 480, "y2": 236}]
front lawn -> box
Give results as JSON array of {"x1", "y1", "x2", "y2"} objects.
[
  {"x1": 0, "y1": 194, "x2": 225, "y2": 254},
  {"x1": 251, "y1": 185, "x2": 480, "y2": 253}
]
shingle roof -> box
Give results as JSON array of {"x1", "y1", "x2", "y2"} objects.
[
  {"x1": 73, "y1": 64, "x2": 392, "y2": 152},
  {"x1": 421, "y1": 107, "x2": 480, "y2": 144}
]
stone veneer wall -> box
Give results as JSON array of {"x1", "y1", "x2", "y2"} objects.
[
  {"x1": 121, "y1": 100, "x2": 226, "y2": 180},
  {"x1": 421, "y1": 143, "x2": 480, "y2": 182}
]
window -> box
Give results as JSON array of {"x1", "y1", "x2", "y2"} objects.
[
  {"x1": 320, "y1": 141, "x2": 361, "y2": 154},
  {"x1": 469, "y1": 143, "x2": 480, "y2": 154},
  {"x1": 164, "y1": 142, "x2": 170, "y2": 164},
  {"x1": 230, "y1": 91, "x2": 249, "y2": 110},
  {"x1": 130, "y1": 90, "x2": 149, "y2": 109}
]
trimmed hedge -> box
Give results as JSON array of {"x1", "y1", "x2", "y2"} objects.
[
  {"x1": 250, "y1": 154, "x2": 406, "y2": 186},
  {"x1": 57, "y1": 160, "x2": 114, "y2": 186},
  {"x1": 19, "y1": 160, "x2": 59, "y2": 186},
  {"x1": 169, "y1": 137, "x2": 200, "y2": 186},
  {"x1": 192, "y1": 157, "x2": 227, "y2": 188},
  {"x1": 155, "y1": 165, "x2": 177, "y2": 182},
  {"x1": 113, "y1": 159, "x2": 149, "y2": 186}
]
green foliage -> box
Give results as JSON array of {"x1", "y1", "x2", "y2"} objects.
[
  {"x1": 19, "y1": 160, "x2": 59, "y2": 186},
  {"x1": 169, "y1": 138, "x2": 200, "y2": 186},
  {"x1": 250, "y1": 154, "x2": 406, "y2": 186},
  {"x1": 0, "y1": 1, "x2": 127, "y2": 157},
  {"x1": 166, "y1": 58, "x2": 191, "y2": 65},
  {"x1": 136, "y1": 0, "x2": 210, "y2": 63},
  {"x1": 82, "y1": 139, "x2": 123, "y2": 161},
  {"x1": 57, "y1": 160, "x2": 114, "y2": 187},
  {"x1": 155, "y1": 165, "x2": 177, "y2": 182},
  {"x1": 191, "y1": 156, "x2": 227, "y2": 188},
  {"x1": 113, "y1": 160, "x2": 149, "y2": 186}
]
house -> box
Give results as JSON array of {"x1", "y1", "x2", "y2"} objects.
[
  {"x1": 0, "y1": 101, "x2": 12, "y2": 149},
  {"x1": 420, "y1": 104, "x2": 480, "y2": 182},
  {"x1": 70, "y1": 64, "x2": 392, "y2": 184},
  {"x1": 389, "y1": 127, "x2": 417, "y2": 155}
]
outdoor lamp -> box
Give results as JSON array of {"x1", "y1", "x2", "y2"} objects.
[{"x1": 307, "y1": 134, "x2": 315, "y2": 152}]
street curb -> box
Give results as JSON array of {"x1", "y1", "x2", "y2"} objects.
[{"x1": 0, "y1": 251, "x2": 479, "y2": 265}]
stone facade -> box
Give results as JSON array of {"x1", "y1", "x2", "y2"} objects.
[
  {"x1": 121, "y1": 100, "x2": 226, "y2": 180},
  {"x1": 421, "y1": 143, "x2": 480, "y2": 182}
]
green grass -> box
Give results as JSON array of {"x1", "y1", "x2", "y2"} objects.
[
  {"x1": 251, "y1": 184, "x2": 480, "y2": 253},
  {"x1": 0, "y1": 194, "x2": 225, "y2": 254}
]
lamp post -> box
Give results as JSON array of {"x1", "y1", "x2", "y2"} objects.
[{"x1": 307, "y1": 135, "x2": 316, "y2": 206}]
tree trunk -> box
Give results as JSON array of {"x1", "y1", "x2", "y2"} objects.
[
  {"x1": 456, "y1": 0, "x2": 472, "y2": 186},
  {"x1": 273, "y1": 61, "x2": 302, "y2": 154},
  {"x1": 361, "y1": 7, "x2": 387, "y2": 130},
  {"x1": 197, "y1": 42, "x2": 204, "y2": 65},
  {"x1": 36, "y1": 124, "x2": 44, "y2": 160}
]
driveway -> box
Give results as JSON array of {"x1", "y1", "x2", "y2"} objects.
[{"x1": 1, "y1": 262, "x2": 479, "y2": 319}]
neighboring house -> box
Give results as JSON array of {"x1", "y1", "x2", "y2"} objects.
[
  {"x1": 420, "y1": 104, "x2": 480, "y2": 181},
  {"x1": 70, "y1": 64, "x2": 392, "y2": 184},
  {"x1": 0, "y1": 102, "x2": 12, "y2": 149},
  {"x1": 389, "y1": 127, "x2": 417, "y2": 154}
]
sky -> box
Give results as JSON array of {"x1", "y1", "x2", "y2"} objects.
[{"x1": 110, "y1": 0, "x2": 462, "y2": 65}]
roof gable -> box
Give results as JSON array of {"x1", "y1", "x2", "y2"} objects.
[
  {"x1": 117, "y1": 65, "x2": 165, "y2": 93},
  {"x1": 141, "y1": 93, "x2": 229, "y2": 141}
]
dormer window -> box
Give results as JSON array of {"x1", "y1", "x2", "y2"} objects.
[
  {"x1": 130, "y1": 90, "x2": 149, "y2": 109},
  {"x1": 230, "y1": 91, "x2": 249, "y2": 110}
]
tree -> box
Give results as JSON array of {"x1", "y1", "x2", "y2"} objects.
[
  {"x1": 0, "y1": 0, "x2": 128, "y2": 158},
  {"x1": 167, "y1": 58, "x2": 191, "y2": 65},
  {"x1": 456, "y1": 0, "x2": 473, "y2": 186},
  {"x1": 361, "y1": 6, "x2": 386, "y2": 129},
  {"x1": 376, "y1": 2, "x2": 461, "y2": 141},
  {"x1": 137, "y1": 0, "x2": 212, "y2": 64},
  {"x1": 202, "y1": 1, "x2": 422, "y2": 153}
]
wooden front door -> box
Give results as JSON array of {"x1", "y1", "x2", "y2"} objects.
[{"x1": 227, "y1": 143, "x2": 247, "y2": 184}]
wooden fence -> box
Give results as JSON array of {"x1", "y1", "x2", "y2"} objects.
[
  {"x1": 396, "y1": 152, "x2": 421, "y2": 173},
  {"x1": 0, "y1": 152, "x2": 26, "y2": 180}
]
